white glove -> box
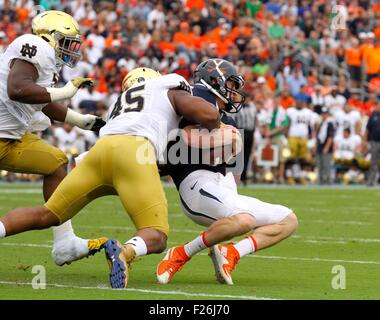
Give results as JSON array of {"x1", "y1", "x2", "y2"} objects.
[{"x1": 46, "y1": 77, "x2": 94, "y2": 102}]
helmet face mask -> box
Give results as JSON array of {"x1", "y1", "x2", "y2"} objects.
[
  {"x1": 55, "y1": 32, "x2": 82, "y2": 68},
  {"x1": 194, "y1": 59, "x2": 245, "y2": 113}
]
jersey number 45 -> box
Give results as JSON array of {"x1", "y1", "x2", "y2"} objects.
[{"x1": 109, "y1": 84, "x2": 145, "y2": 120}]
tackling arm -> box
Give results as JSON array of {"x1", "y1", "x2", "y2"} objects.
[
  {"x1": 181, "y1": 123, "x2": 242, "y2": 153},
  {"x1": 42, "y1": 103, "x2": 106, "y2": 132},
  {"x1": 169, "y1": 89, "x2": 221, "y2": 130},
  {"x1": 7, "y1": 59, "x2": 93, "y2": 104},
  {"x1": 7, "y1": 59, "x2": 51, "y2": 104}
]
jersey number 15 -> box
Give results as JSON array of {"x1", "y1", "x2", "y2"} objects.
[{"x1": 109, "y1": 84, "x2": 145, "y2": 120}]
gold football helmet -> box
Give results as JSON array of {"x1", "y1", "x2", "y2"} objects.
[
  {"x1": 122, "y1": 67, "x2": 161, "y2": 91},
  {"x1": 32, "y1": 10, "x2": 82, "y2": 67}
]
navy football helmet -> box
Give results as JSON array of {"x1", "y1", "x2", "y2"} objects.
[{"x1": 193, "y1": 59, "x2": 245, "y2": 113}]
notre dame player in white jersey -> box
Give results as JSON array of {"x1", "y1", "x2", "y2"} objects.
[
  {"x1": 0, "y1": 10, "x2": 107, "y2": 266},
  {"x1": 0, "y1": 67, "x2": 221, "y2": 288}
]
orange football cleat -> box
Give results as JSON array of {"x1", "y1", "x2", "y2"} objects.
[
  {"x1": 156, "y1": 246, "x2": 190, "y2": 284},
  {"x1": 209, "y1": 244, "x2": 240, "y2": 285}
]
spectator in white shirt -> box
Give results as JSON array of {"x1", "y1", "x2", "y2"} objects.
[{"x1": 147, "y1": 3, "x2": 166, "y2": 30}]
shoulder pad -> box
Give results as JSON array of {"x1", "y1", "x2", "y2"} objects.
[{"x1": 9, "y1": 34, "x2": 55, "y2": 70}]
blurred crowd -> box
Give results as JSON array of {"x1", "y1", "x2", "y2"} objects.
[{"x1": 0, "y1": 0, "x2": 380, "y2": 185}]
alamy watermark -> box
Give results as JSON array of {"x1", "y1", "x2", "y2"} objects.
[
  {"x1": 331, "y1": 265, "x2": 346, "y2": 290},
  {"x1": 31, "y1": 265, "x2": 46, "y2": 289}
]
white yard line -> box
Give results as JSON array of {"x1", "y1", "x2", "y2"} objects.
[
  {"x1": 291, "y1": 235, "x2": 380, "y2": 243},
  {"x1": 0, "y1": 280, "x2": 276, "y2": 300},
  {"x1": 0, "y1": 242, "x2": 51, "y2": 248},
  {"x1": 0, "y1": 189, "x2": 41, "y2": 194},
  {"x1": 300, "y1": 219, "x2": 373, "y2": 226},
  {"x1": 1, "y1": 242, "x2": 379, "y2": 265}
]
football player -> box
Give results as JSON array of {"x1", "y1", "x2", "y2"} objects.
[
  {"x1": 333, "y1": 103, "x2": 361, "y2": 138},
  {"x1": 0, "y1": 10, "x2": 107, "y2": 266},
  {"x1": 156, "y1": 59, "x2": 298, "y2": 285},
  {"x1": 0, "y1": 67, "x2": 221, "y2": 288}
]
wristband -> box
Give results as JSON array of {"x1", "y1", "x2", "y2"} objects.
[
  {"x1": 46, "y1": 81, "x2": 77, "y2": 102},
  {"x1": 64, "y1": 108, "x2": 86, "y2": 127}
]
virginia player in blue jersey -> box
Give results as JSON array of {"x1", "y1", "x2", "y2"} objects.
[{"x1": 157, "y1": 59, "x2": 299, "y2": 285}]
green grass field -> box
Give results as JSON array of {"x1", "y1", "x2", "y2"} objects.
[{"x1": 0, "y1": 183, "x2": 379, "y2": 300}]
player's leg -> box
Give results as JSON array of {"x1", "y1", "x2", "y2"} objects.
[
  {"x1": 46, "y1": 143, "x2": 114, "y2": 265},
  {"x1": 287, "y1": 137, "x2": 298, "y2": 184},
  {"x1": 157, "y1": 172, "x2": 255, "y2": 283},
  {"x1": 0, "y1": 206, "x2": 59, "y2": 236},
  {"x1": 210, "y1": 195, "x2": 297, "y2": 284},
  {"x1": 0, "y1": 132, "x2": 106, "y2": 265},
  {"x1": 0, "y1": 133, "x2": 69, "y2": 199},
  {"x1": 102, "y1": 135, "x2": 169, "y2": 288},
  {"x1": 299, "y1": 139, "x2": 309, "y2": 184},
  {"x1": 0, "y1": 142, "x2": 109, "y2": 261}
]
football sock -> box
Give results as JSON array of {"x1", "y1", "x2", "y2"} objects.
[
  {"x1": 53, "y1": 220, "x2": 75, "y2": 243},
  {"x1": 125, "y1": 236, "x2": 147, "y2": 257},
  {"x1": 0, "y1": 221, "x2": 6, "y2": 238},
  {"x1": 184, "y1": 232, "x2": 208, "y2": 257},
  {"x1": 233, "y1": 235, "x2": 257, "y2": 258}
]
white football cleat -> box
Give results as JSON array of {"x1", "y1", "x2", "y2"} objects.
[{"x1": 52, "y1": 236, "x2": 107, "y2": 266}]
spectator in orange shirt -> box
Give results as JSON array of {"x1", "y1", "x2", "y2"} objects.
[
  {"x1": 345, "y1": 38, "x2": 362, "y2": 88},
  {"x1": 359, "y1": 32, "x2": 374, "y2": 59},
  {"x1": 191, "y1": 25, "x2": 204, "y2": 50},
  {"x1": 185, "y1": 0, "x2": 205, "y2": 11},
  {"x1": 374, "y1": 19, "x2": 380, "y2": 39},
  {"x1": 210, "y1": 22, "x2": 232, "y2": 44},
  {"x1": 279, "y1": 86, "x2": 296, "y2": 109},
  {"x1": 362, "y1": 34, "x2": 380, "y2": 81},
  {"x1": 348, "y1": 93, "x2": 364, "y2": 113},
  {"x1": 15, "y1": 5, "x2": 29, "y2": 24},
  {"x1": 173, "y1": 22, "x2": 195, "y2": 49},
  {"x1": 159, "y1": 32, "x2": 175, "y2": 55},
  {"x1": 369, "y1": 76, "x2": 380, "y2": 94},
  {"x1": 348, "y1": 0, "x2": 365, "y2": 19},
  {"x1": 174, "y1": 58, "x2": 191, "y2": 80},
  {"x1": 215, "y1": 29, "x2": 234, "y2": 57},
  {"x1": 230, "y1": 19, "x2": 253, "y2": 41},
  {"x1": 363, "y1": 92, "x2": 378, "y2": 116}
]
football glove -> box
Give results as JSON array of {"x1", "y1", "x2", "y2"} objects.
[{"x1": 65, "y1": 109, "x2": 106, "y2": 132}]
